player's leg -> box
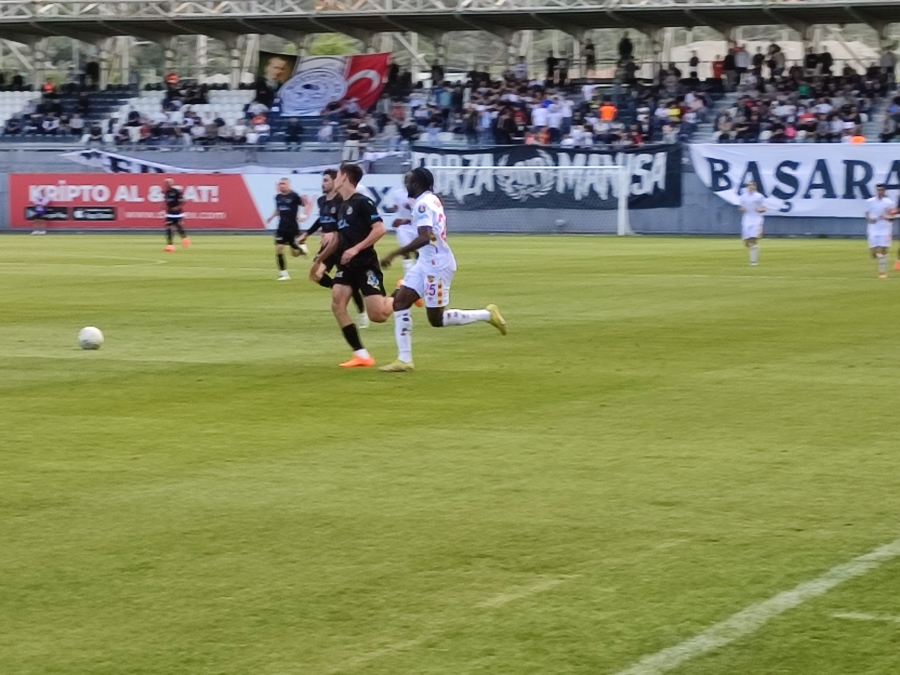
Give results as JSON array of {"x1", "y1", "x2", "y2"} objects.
[
  {"x1": 275, "y1": 241, "x2": 289, "y2": 280},
  {"x1": 164, "y1": 219, "x2": 176, "y2": 251},
  {"x1": 173, "y1": 218, "x2": 190, "y2": 247},
  {"x1": 331, "y1": 280, "x2": 373, "y2": 367},
  {"x1": 357, "y1": 266, "x2": 392, "y2": 324},
  {"x1": 745, "y1": 236, "x2": 759, "y2": 265},
  {"x1": 289, "y1": 230, "x2": 307, "y2": 258},
  {"x1": 876, "y1": 245, "x2": 889, "y2": 278},
  {"x1": 425, "y1": 271, "x2": 505, "y2": 332}
]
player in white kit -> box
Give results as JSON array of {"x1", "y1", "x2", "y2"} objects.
[
  {"x1": 865, "y1": 183, "x2": 897, "y2": 278},
  {"x1": 738, "y1": 181, "x2": 766, "y2": 266},
  {"x1": 378, "y1": 168, "x2": 507, "y2": 372},
  {"x1": 382, "y1": 179, "x2": 419, "y2": 277}
]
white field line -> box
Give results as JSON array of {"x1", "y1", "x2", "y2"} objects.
[
  {"x1": 615, "y1": 536, "x2": 900, "y2": 675},
  {"x1": 833, "y1": 612, "x2": 900, "y2": 624},
  {"x1": 327, "y1": 574, "x2": 578, "y2": 674},
  {"x1": 476, "y1": 575, "x2": 581, "y2": 609}
]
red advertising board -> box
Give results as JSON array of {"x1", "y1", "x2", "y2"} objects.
[{"x1": 9, "y1": 174, "x2": 266, "y2": 229}]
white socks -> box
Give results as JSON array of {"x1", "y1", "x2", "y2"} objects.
[
  {"x1": 353, "y1": 348, "x2": 370, "y2": 359},
  {"x1": 443, "y1": 309, "x2": 491, "y2": 326},
  {"x1": 878, "y1": 253, "x2": 888, "y2": 274},
  {"x1": 394, "y1": 309, "x2": 413, "y2": 362},
  {"x1": 749, "y1": 245, "x2": 759, "y2": 265}
]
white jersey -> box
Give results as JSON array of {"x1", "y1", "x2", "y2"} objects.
[
  {"x1": 412, "y1": 191, "x2": 456, "y2": 271},
  {"x1": 739, "y1": 191, "x2": 765, "y2": 227},
  {"x1": 386, "y1": 187, "x2": 413, "y2": 220},
  {"x1": 866, "y1": 196, "x2": 896, "y2": 233}
]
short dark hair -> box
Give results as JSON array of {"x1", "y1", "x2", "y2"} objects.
[
  {"x1": 876, "y1": 183, "x2": 886, "y2": 189},
  {"x1": 323, "y1": 169, "x2": 337, "y2": 179},
  {"x1": 339, "y1": 162, "x2": 363, "y2": 186}
]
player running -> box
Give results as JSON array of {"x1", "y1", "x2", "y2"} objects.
[
  {"x1": 30, "y1": 187, "x2": 50, "y2": 235},
  {"x1": 299, "y1": 169, "x2": 368, "y2": 328},
  {"x1": 162, "y1": 178, "x2": 191, "y2": 252},
  {"x1": 266, "y1": 177, "x2": 310, "y2": 280},
  {"x1": 379, "y1": 167, "x2": 506, "y2": 373},
  {"x1": 738, "y1": 181, "x2": 765, "y2": 266},
  {"x1": 865, "y1": 183, "x2": 897, "y2": 279},
  {"x1": 326, "y1": 162, "x2": 393, "y2": 368}
]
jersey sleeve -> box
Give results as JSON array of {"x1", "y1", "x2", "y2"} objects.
[
  {"x1": 412, "y1": 199, "x2": 437, "y2": 231},
  {"x1": 361, "y1": 197, "x2": 382, "y2": 225}
]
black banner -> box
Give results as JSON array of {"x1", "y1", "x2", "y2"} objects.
[{"x1": 411, "y1": 144, "x2": 681, "y2": 210}]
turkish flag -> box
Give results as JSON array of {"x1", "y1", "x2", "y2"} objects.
[{"x1": 343, "y1": 53, "x2": 389, "y2": 112}]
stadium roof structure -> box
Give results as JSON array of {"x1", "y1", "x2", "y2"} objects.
[{"x1": 2, "y1": 0, "x2": 899, "y2": 45}]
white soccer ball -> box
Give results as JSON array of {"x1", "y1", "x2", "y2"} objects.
[{"x1": 78, "y1": 326, "x2": 104, "y2": 350}]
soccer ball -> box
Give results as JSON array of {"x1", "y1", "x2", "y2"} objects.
[{"x1": 78, "y1": 326, "x2": 104, "y2": 350}]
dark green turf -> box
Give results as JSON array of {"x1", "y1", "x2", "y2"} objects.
[{"x1": 1, "y1": 235, "x2": 898, "y2": 675}]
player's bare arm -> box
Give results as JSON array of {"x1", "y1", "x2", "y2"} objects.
[
  {"x1": 340, "y1": 221, "x2": 386, "y2": 265},
  {"x1": 300, "y1": 196, "x2": 313, "y2": 223},
  {"x1": 391, "y1": 217, "x2": 412, "y2": 229},
  {"x1": 381, "y1": 226, "x2": 430, "y2": 268}
]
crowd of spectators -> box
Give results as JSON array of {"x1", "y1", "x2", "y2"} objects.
[
  {"x1": 2, "y1": 84, "x2": 93, "y2": 139},
  {"x1": 711, "y1": 44, "x2": 897, "y2": 143}
]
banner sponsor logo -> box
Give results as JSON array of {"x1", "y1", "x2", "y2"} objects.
[
  {"x1": 10, "y1": 175, "x2": 261, "y2": 229},
  {"x1": 411, "y1": 144, "x2": 682, "y2": 210},
  {"x1": 279, "y1": 53, "x2": 389, "y2": 117},
  {"x1": 9, "y1": 173, "x2": 405, "y2": 230},
  {"x1": 690, "y1": 144, "x2": 900, "y2": 218}
]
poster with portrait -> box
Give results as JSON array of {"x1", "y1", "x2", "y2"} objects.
[{"x1": 256, "y1": 51, "x2": 299, "y2": 97}]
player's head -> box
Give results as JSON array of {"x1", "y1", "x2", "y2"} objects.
[
  {"x1": 745, "y1": 180, "x2": 757, "y2": 193},
  {"x1": 336, "y1": 162, "x2": 363, "y2": 190},
  {"x1": 277, "y1": 177, "x2": 291, "y2": 194},
  {"x1": 407, "y1": 167, "x2": 435, "y2": 199},
  {"x1": 876, "y1": 183, "x2": 886, "y2": 197},
  {"x1": 163, "y1": 178, "x2": 174, "y2": 188},
  {"x1": 322, "y1": 169, "x2": 337, "y2": 194}
]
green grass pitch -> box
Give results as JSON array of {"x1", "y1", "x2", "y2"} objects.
[{"x1": 1, "y1": 234, "x2": 900, "y2": 675}]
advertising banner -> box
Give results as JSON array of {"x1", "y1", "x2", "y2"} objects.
[
  {"x1": 690, "y1": 143, "x2": 900, "y2": 218},
  {"x1": 278, "y1": 53, "x2": 389, "y2": 116},
  {"x1": 411, "y1": 144, "x2": 682, "y2": 210},
  {"x1": 9, "y1": 173, "x2": 404, "y2": 230}
]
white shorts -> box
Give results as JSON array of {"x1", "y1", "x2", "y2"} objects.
[
  {"x1": 868, "y1": 228, "x2": 891, "y2": 249},
  {"x1": 401, "y1": 263, "x2": 454, "y2": 308},
  {"x1": 395, "y1": 223, "x2": 418, "y2": 249},
  {"x1": 741, "y1": 222, "x2": 762, "y2": 240}
]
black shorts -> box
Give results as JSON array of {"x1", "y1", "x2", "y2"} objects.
[
  {"x1": 165, "y1": 214, "x2": 184, "y2": 226},
  {"x1": 275, "y1": 224, "x2": 300, "y2": 245},
  {"x1": 316, "y1": 239, "x2": 340, "y2": 270},
  {"x1": 333, "y1": 264, "x2": 385, "y2": 297}
]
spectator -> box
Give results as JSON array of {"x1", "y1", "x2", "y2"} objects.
[
  {"x1": 545, "y1": 51, "x2": 559, "y2": 83},
  {"x1": 317, "y1": 119, "x2": 334, "y2": 142},
  {"x1": 689, "y1": 51, "x2": 700, "y2": 80},
  {"x1": 618, "y1": 32, "x2": 633, "y2": 62},
  {"x1": 584, "y1": 39, "x2": 596, "y2": 76},
  {"x1": 513, "y1": 56, "x2": 528, "y2": 83},
  {"x1": 284, "y1": 117, "x2": 303, "y2": 149},
  {"x1": 69, "y1": 113, "x2": 85, "y2": 137}
]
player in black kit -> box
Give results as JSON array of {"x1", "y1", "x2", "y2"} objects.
[
  {"x1": 266, "y1": 177, "x2": 310, "y2": 280},
  {"x1": 299, "y1": 169, "x2": 369, "y2": 327},
  {"x1": 327, "y1": 162, "x2": 394, "y2": 368},
  {"x1": 162, "y1": 178, "x2": 190, "y2": 252}
]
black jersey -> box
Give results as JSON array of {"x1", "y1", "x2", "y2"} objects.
[
  {"x1": 336, "y1": 192, "x2": 382, "y2": 269},
  {"x1": 275, "y1": 190, "x2": 303, "y2": 226},
  {"x1": 164, "y1": 187, "x2": 183, "y2": 215},
  {"x1": 314, "y1": 194, "x2": 343, "y2": 234}
]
